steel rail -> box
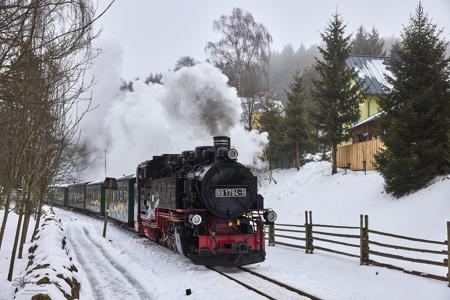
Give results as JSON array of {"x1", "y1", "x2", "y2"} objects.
[
  {"x1": 238, "y1": 267, "x2": 323, "y2": 300},
  {"x1": 206, "y1": 266, "x2": 276, "y2": 300}
]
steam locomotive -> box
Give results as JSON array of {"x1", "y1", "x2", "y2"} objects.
[
  {"x1": 47, "y1": 136, "x2": 276, "y2": 267},
  {"x1": 136, "y1": 136, "x2": 276, "y2": 266}
]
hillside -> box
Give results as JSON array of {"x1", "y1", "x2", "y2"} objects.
[{"x1": 261, "y1": 161, "x2": 450, "y2": 240}]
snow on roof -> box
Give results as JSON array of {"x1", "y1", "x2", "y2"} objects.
[
  {"x1": 352, "y1": 111, "x2": 383, "y2": 128},
  {"x1": 87, "y1": 179, "x2": 104, "y2": 186},
  {"x1": 346, "y1": 55, "x2": 392, "y2": 95},
  {"x1": 117, "y1": 174, "x2": 135, "y2": 181},
  {"x1": 251, "y1": 99, "x2": 284, "y2": 113}
]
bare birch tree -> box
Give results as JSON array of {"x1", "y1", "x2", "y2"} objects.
[{"x1": 205, "y1": 7, "x2": 272, "y2": 130}]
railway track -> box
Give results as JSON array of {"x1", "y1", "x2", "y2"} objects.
[
  {"x1": 61, "y1": 208, "x2": 320, "y2": 300},
  {"x1": 207, "y1": 266, "x2": 322, "y2": 300}
]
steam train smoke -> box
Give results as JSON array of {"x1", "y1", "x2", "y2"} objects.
[
  {"x1": 161, "y1": 66, "x2": 239, "y2": 136},
  {"x1": 79, "y1": 39, "x2": 267, "y2": 180}
]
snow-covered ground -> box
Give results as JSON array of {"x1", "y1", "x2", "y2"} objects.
[
  {"x1": 262, "y1": 161, "x2": 449, "y2": 238},
  {"x1": 260, "y1": 161, "x2": 450, "y2": 299},
  {"x1": 0, "y1": 162, "x2": 449, "y2": 299},
  {"x1": 55, "y1": 208, "x2": 264, "y2": 300},
  {"x1": 0, "y1": 210, "x2": 36, "y2": 300}
]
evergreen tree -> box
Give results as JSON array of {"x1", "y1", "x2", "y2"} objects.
[
  {"x1": 352, "y1": 26, "x2": 369, "y2": 55},
  {"x1": 259, "y1": 97, "x2": 287, "y2": 169},
  {"x1": 285, "y1": 73, "x2": 310, "y2": 170},
  {"x1": 375, "y1": 3, "x2": 450, "y2": 197},
  {"x1": 313, "y1": 13, "x2": 364, "y2": 174},
  {"x1": 367, "y1": 27, "x2": 385, "y2": 56},
  {"x1": 352, "y1": 25, "x2": 385, "y2": 56}
]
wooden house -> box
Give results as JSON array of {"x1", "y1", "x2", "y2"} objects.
[{"x1": 336, "y1": 55, "x2": 392, "y2": 171}]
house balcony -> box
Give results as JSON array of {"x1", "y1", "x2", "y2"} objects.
[{"x1": 336, "y1": 138, "x2": 385, "y2": 171}]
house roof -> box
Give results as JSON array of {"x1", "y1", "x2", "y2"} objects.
[
  {"x1": 352, "y1": 112, "x2": 383, "y2": 129},
  {"x1": 345, "y1": 55, "x2": 392, "y2": 95}
]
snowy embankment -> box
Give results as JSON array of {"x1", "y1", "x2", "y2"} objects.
[
  {"x1": 14, "y1": 209, "x2": 80, "y2": 300},
  {"x1": 258, "y1": 161, "x2": 450, "y2": 299},
  {"x1": 262, "y1": 161, "x2": 449, "y2": 238}
]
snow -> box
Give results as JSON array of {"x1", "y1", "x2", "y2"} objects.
[
  {"x1": 0, "y1": 210, "x2": 35, "y2": 300},
  {"x1": 54, "y1": 208, "x2": 262, "y2": 300},
  {"x1": 260, "y1": 161, "x2": 450, "y2": 299},
  {"x1": 14, "y1": 209, "x2": 81, "y2": 299},
  {"x1": 1, "y1": 162, "x2": 449, "y2": 299},
  {"x1": 261, "y1": 161, "x2": 450, "y2": 238},
  {"x1": 347, "y1": 56, "x2": 392, "y2": 94}
]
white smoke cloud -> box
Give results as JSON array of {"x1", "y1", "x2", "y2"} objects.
[{"x1": 80, "y1": 39, "x2": 268, "y2": 180}]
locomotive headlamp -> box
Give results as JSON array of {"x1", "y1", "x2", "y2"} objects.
[
  {"x1": 189, "y1": 214, "x2": 202, "y2": 226},
  {"x1": 227, "y1": 148, "x2": 238, "y2": 160},
  {"x1": 264, "y1": 210, "x2": 277, "y2": 223}
]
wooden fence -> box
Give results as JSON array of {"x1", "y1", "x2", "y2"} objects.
[
  {"x1": 267, "y1": 211, "x2": 450, "y2": 287},
  {"x1": 336, "y1": 138, "x2": 385, "y2": 171}
]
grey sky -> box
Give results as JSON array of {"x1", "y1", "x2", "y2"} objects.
[{"x1": 96, "y1": 0, "x2": 450, "y2": 78}]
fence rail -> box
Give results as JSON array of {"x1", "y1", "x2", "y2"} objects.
[{"x1": 266, "y1": 211, "x2": 450, "y2": 287}]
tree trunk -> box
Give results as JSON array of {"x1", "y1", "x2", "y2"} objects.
[
  {"x1": 332, "y1": 144, "x2": 338, "y2": 175},
  {"x1": 7, "y1": 201, "x2": 24, "y2": 281},
  {"x1": 0, "y1": 192, "x2": 12, "y2": 251},
  {"x1": 18, "y1": 192, "x2": 32, "y2": 259},
  {"x1": 296, "y1": 142, "x2": 300, "y2": 171},
  {"x1": 31, "y1": 192, "x2": 45, "y2": 242}
]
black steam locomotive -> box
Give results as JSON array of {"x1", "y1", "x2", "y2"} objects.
[{"x1": 136, "y1": 136, "x2": 276, "y2": 266}]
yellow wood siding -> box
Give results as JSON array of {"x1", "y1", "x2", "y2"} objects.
[{"x1": 359, "y1": 95, "x2": 380, "y2": 122}]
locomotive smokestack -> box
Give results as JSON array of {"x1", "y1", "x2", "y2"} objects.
[
  {"x1": 213, "y1": 136, "x2": 230, "y2": 160},
  {"x1": 214, "y1": 136, "x2": 230, "y2": 150}
]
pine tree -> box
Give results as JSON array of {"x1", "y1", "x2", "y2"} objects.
[
  {"x1": 367, "y1": 27, "x2": 386, "y2": 56},
  {"x1": 375, "y1": 3, "x2": 450, "y2": 197},
  {"x1": 352, "y1": 25, "x2": 385, "y2": 56},
  {"x1": 352, "y1": 26, "x2": 369, "y2": 55},
  {"x1": 259, "y1": 97, "x2": 287, "y2": 169},
  {"x1": 313, "y1": 13, "x2": 364, "y2": 174},
  {"x1": 285, "y1": 73, "x2": 310, "y2": 170}
]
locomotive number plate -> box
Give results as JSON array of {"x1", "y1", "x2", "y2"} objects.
[{"x1": 215, "y1": 188, "x2": 247, "y2": 197}]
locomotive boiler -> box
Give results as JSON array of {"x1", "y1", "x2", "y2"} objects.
[{"x1": 136, "y1": 136, "x2": 277, "y2": 266}]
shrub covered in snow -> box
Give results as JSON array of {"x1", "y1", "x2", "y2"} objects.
[{"x1": 14, "y1": 209, "x2": 80, "y2": 300}]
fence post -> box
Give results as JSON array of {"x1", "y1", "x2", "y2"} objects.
[
  {"x1": 364, "y1": 215, "x2": 370, "y2": 265},
  {"x1": 447, "y1": 221, "x2": 449, "y2": 287},
  {"x1": 360, "y1": 215, "x2": 364, "y2": 265},
  {"x1": 268, "y1": 222, "x2": 275, "y2": 246},
  {"x1": 309, "y1": 211, "x2": 314, "y2": 254},
  {"x1": 304, "y1": 211, "x2": 309, "y2": 253}
]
